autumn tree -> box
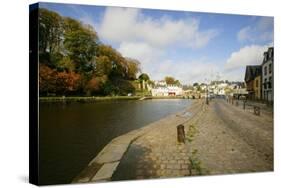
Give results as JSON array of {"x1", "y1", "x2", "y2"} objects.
[
  {"x1": 165, "y1": 76, "x2": 180, "y2": 85},
  {"x1": 95, "y1": 56, "x2": 112, "y2": 76},
  {"x1": 38, "y1": 8, "x2": 141, "y2": 96},
  {"x1": 125, "y1": 58, "x2": 140, "y2": 80},
  {"x1": 39, "y1": 64, "x2": 81, "y2": 95},
  {"x1": 39, "y1": 64, "x2": 57, "y2": 95}
]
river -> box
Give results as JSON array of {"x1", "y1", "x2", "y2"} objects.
[{"x1": 39, "y1": 99, "x2": 192, "y2": 185}]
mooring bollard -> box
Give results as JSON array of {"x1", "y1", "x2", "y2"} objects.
[
  {"x1": 253, "y1": 106, "x2": 260, "y2": 116},
  {"x1": 177, "y1": 124, "x2": 185, "y2": 143}
]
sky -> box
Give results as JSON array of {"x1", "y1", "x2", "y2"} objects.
[{"x1": 39, "y1": 2, "x2": 274, "y2": 85}]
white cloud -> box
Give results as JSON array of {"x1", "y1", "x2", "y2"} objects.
[
  {"x1": 237, "y1": 17, "x2": 273, "y2": 43},
  {"x1": 225, "y1": 45, "x2": 269, "y2": 71},
  {"x1": 222, "y1": 44, "x2": 273, "y2": 82},
  {"x1": 117, "y1": 41, "x2": 163, "y2": 71},
  {"x1": 97, "y1": 7, "x2": 218, "y2": 49},
  {"x1": 117, "y1": 41, "x2": 221, "y2": 84}
]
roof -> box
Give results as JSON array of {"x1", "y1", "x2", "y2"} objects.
[
  {"x1": 262, "y1": 47, "x2": 274, "y2": 65},
  {"x1": 244, "y1": 65, "x2": 262, "y2": 82}
]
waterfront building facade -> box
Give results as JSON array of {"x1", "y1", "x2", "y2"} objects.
[
  {"x1": 151, "y1": 81, "x2": 183, "y2": 96},
  {"x1": 244, "y1": 65, "x2": 262, "y2": 100},
  {"x1": 262, "y1": 47, "x2": 274, "y2": 102}
]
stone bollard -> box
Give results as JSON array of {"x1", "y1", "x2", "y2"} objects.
[
  {"x1": 177, "y1": 124, "x2": 185, "y2": 143},
  {"x1": 253, "y1": 106, "x2": 260, "y2": 116}
]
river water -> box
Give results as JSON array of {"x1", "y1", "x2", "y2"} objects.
[{"x1": 39, "y1": 99, "x2": 192, "y2": 185}]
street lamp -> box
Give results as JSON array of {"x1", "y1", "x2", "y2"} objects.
[{"x1": 205, "y1": 78, "x2": 209, "y2": 105}]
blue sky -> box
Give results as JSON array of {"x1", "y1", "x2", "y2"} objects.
[{"x1": 39, "y1": 2, "x2": 274, "y2": 84}]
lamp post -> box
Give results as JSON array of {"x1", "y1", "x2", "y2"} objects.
[
  {"x1": 206, "y1": 87, "x2": 209, "y2": 105},
  {"x1": 205, "y1": 78, "x2": 209, "y2": 105}
]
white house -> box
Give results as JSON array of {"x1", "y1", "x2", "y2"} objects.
[{"x1": 151, "y1": 81, "x2": 183, "y2": 96}]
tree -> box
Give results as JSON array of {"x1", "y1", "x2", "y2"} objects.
[
  {"x1": 39, "y1": 64, "x2": 81, "y2": 95},
  {"x1": 39, "y1": 64, "x2": 57, "y2": 95},
  {"x1": 38, "y1": 8, "x2": 143, "y2": 97},
  {"x1": 125, "y1": 58, "x2": 140, "y2": 80},
  {"x1": 85, "y1": 75, "x2": 108, "y2": 95},
  {"x1": 56, "y1": 56, "x2": 75, "y2": 72},
  {"x1": 97, "y1": 44, "x2": 126, "y2": 78},
  {"x1": 165, "y1": 76, "x2": 180, "y2": 85},
  {"x1": 39, "y1": 8, "x2": 63, "y2": 64},
  {"x1": 55, "y1": 71, "x2": 81, "y2": 94},
  {"x1": 63, "y1": 18, "x2": 98, "y2": 72},
  {"x1": 95, "y1": 55, "x2": 112, "y2": 76},
  {"x1": 193, "y1": 83, "x2": 199, "y2": 87},
  {"x1": 138, "y1": 73, "x2": 150, "y2": 81}
]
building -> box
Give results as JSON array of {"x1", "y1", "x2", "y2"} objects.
[
  {"x1": 151, "y1": 81, "x2": 183, "y2": 96},
  {"x1": 244, "y1": 65, "x2": 262, "y2": 100},
  {"x1": 253, "y1": 75, "x2": 262, "y2": 100},
  {"x1": 261, "y1": 47, "x2": 274, "y2": 102}
]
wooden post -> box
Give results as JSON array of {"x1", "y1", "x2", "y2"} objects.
[{"x1": 177, "y1": 124, "x2": 185, "y2": 143}]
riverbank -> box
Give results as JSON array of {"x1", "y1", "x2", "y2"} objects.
[
  {"x1": 72, "y1": 97, "x2": 273, "y2": 183},
  {"x1": 72, "y1": 99, "x2": 202, "y2": 183},
  {"x1": 39, "y1": 96, "x2": 188, "y2": 102},
  {"x1": 112, "y1": 98, "x2": 273, "y2": 180}
]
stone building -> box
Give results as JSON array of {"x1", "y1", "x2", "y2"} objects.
[
  {"x1": 261, "y1": 47, "x2": 274, "y2": 102},
  {"x1": 244, "y1": 65, "x2": 262, "y2": 100}
]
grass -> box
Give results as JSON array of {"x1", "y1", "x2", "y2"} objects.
[
  {"x1": 39, "y1": 96, "x2": 142, "y2": 102},
  {"x1": 39, "y1": 95, "x2": 189, "y2": 102},
  {"x1": 186, "y1": 124, "x2": 198, "y2": 143},
  {"x1": 188, "y1": 149, "x2": 209, "y2": 175}
]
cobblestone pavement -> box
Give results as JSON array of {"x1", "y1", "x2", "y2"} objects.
[
  {"x1": 112, "y1": 100, "x2": 206, "y2": 180},
  {"x1": 112, "y1": 98, "x2": 273, "y2": 181}
]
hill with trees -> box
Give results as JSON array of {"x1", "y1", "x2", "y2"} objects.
[{"x1": 38, "y1": 8, "x2": 141, "y2": 97}]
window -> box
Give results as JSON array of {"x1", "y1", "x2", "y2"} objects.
[
  {"x1": 269, "y1": 63, "x2": 272, "y2": 74},
  {"x1": 264, "y1": 66, "x2": 267, "y2": 76},
  {"x1": 268, "y1": 77, "x2": 272, "y2": 89},
  {"x1": 264, "y1": 79, "x2": 267, "y2": 89}
]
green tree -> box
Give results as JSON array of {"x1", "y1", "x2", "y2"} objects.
[
  {"x1": 97, "y1": 44, "x2": 126, "y2": 78},
  {"x1": 63, "y1": 18, "x2": 98, "y2": 73},
  {"x1": 138, "y1": 73, "x2": 150, "y2": 81},
  {"x1": 39, "y1": 8, "x2": 63, "y2": 65},
  {"x1": 95, "y1": 55, "x2": 112, "y2": 76},
  {"x1": 193, "y1": 83, "x2": 199, "y2": 87}
]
